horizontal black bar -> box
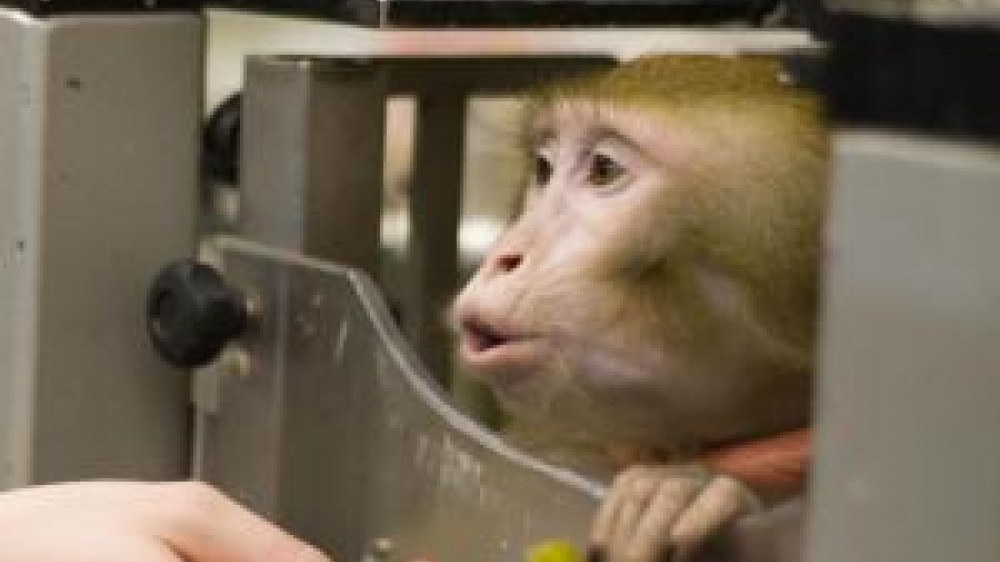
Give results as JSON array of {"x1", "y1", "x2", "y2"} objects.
[
  {"x1": 3, "y1": 0, "x2": 780, "y2": 26},
  {"x1": 206, "y1": 0, "x2": 379, "y2": 26},
  {"x1": 0, "y1": 0, "x2": 199, "y2": 16},
  {"x1": 384, "y1": 0, "x2": 778, "y2": 27},
  {"x1": 212, "y1": 0, "x2": 777, "y2": 27},
  {"x1": 824, "y1": 15, "x2": 1000, "y2": 142},
  {"x1": 259, "y1": 54, "x2": 615, "y2": 94}
]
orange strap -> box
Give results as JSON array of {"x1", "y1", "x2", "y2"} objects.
[{"x1": 701, "y1": 428, "x2": 811, "y2": 501}]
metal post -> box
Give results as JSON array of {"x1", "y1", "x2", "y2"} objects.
[
  {"x1": 240, "y1": 55, "x2": 385, "y2": 276},
  {"x1": 404, "y1": 94, "x2": 466, "y2": 382},
  {"x1": 0, "y1": 10, "x2": 202, "y2": 487},
  {"x1": 807, "y1": 131, "x2": 1000, "y2": 562}
]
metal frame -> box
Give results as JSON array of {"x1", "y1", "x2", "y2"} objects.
[{"x1": 0, "y1": 9, "x2": 202, "y2": 488}]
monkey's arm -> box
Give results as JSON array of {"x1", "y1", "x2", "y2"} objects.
[{"x1": 589, "y1": 428, "x2": 810, "y2": 562}]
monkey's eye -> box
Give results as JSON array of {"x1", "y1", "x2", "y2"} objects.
[
  {"x1": 533, "y1": 154, "x2": 553, "y2": 186},
  {"x1": 587, "y1": 153, "x2": 626, "y2": 188}
]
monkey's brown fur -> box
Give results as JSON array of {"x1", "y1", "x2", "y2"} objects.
[{"x1": 456, "y1": 54, "x2": 827, "y2": 468}]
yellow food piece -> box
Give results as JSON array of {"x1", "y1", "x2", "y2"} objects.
[{"x1": 526, "y1": 540, "x2": 584, "y2": 562}]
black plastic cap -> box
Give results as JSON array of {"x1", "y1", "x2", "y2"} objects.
[{"x1": 147, "y1": 260, "x2": 248, "y2": 369}]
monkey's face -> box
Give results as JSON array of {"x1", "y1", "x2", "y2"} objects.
[{"x1": 452, "y1": 100, "x2": 807, "y2": 454}]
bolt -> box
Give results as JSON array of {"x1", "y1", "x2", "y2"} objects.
[
  {"x1": 222, "y1": 348, "x2": 250, "y2": 378},
  {"x1": 370, "y1": 537, "x2": 394, "y2": 561}
]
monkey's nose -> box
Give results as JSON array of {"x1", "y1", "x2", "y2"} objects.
[{"x1": 492, "y1": 252, "x2": 523, "y2": 274}]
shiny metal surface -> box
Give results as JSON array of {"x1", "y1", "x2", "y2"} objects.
[{"x1": 195, "y1": 237, "x2": 603, "y2": 562}]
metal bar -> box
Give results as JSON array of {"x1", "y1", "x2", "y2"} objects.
[
  {"x1": 240, "y1": 55, "x2": 385, "y2": 276},
  {"x1": 402, "y1": 94, "x2": 467, "y2": 383},
  {"x1": 807, "y1": 131, "x2": 1000, "y2": 562},
  {"x1": 383, "y1": 57, "x2": 614, "y2": 95},
  {"x1": 206, "y1": 11, "x2": 820, "y2": 60},
  {"x1": 203, "y1": 0, "x2": 778, "y2": 28},
  {"x1": 0, "y1": 10, "x2": 201, "y2": 487}
]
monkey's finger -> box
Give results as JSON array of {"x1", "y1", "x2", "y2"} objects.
[
  {"x1": 589, "y1": 474, "x2": 631, "y2": 548},
  {"x1": 610, "y1": 496, "x2": 647, "y2": 555},
  {"x1": 668, "y1": 476, "x2": 761, "y2": 560},
  {"x1": 619, "y1": 469, "x2": 674, "y2": 546},
  {"x1": 589, "y1": 467, "x2": 657, "y2": 548},
  {"x1": 622, "y1": 477, "x2": 703, "y2": 562}
]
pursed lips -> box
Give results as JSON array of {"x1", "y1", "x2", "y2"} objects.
[{"x1": 457, "y1": 315, "x2": 544, "y2": 382}]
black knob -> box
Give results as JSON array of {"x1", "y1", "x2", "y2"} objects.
[
  {"x1": 147, "y1": 259, "x2": 248, "y2": 369},
  {"x1": 203, "y1": 93, "x2": 241, "y2": 185}
]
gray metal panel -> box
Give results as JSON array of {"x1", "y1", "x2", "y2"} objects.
[
  {"x1": 240, "y1": 55, "x2": 385, "y2": 275},
  {"x1": 807, "y1": 132, "x2": 1000, "y2": 562},
  {"x1": 0, "y1": 11, "x2": 202, "y2": 488},
  {"x1": 195, "y1": 237, "x2": 603, "y2": 562}
]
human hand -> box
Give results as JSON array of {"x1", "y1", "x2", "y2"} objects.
[{"x1": 0, "y1": 480, "x2": 333, "y2": 562}]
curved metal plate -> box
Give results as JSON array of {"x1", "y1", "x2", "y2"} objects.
[{"x1": 195, "y1": 236, "x2": 603, "y2": 562}]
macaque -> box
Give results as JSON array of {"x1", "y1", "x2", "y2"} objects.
[{"x1": 451, "y1": 55, "x2": 827, "y2": 562}]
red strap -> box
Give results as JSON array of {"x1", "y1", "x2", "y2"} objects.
[{"x1": 701, "y1": 428, "x2": 811, "y2": 501}]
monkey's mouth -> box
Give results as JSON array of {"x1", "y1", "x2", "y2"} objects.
[
  {"x1": 457, "y1": 317, "x2": 541, "y2": 372},
  {"x1": 461, "y1": 319, "x2": 513, "y2": 354}
]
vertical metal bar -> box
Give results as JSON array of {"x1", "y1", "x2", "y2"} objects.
[
  {"x1": 404, "y1": 93, "x2": 466, "y2": 383},
  {"x1": 807, "y1": 131, "x2": 1000, "y2": 562},
  {"x1": 198, "y1": 53, "x2": 387, "y2": 533},
  {"x1": 0, "y1": 11, "x2": 201, "y2": 488},
  {"x1": 0, "y1": 8, "x2": 32, "y2": 490},
  {"x1": 240, "y1": 56, "x2": 384, "y2": 276}
]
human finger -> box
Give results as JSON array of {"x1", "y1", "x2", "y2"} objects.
[{"x1": 145, "y1": 482, "x2": 333, "y2": 562}]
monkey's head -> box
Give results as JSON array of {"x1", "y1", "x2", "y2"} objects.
[{"x1": 452, "y1": 56, "x2": 828, "y2": 461}]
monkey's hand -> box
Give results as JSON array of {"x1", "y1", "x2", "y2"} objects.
[{"x1": 588, "y1": 464, "x2": 760, "y2": 562}]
